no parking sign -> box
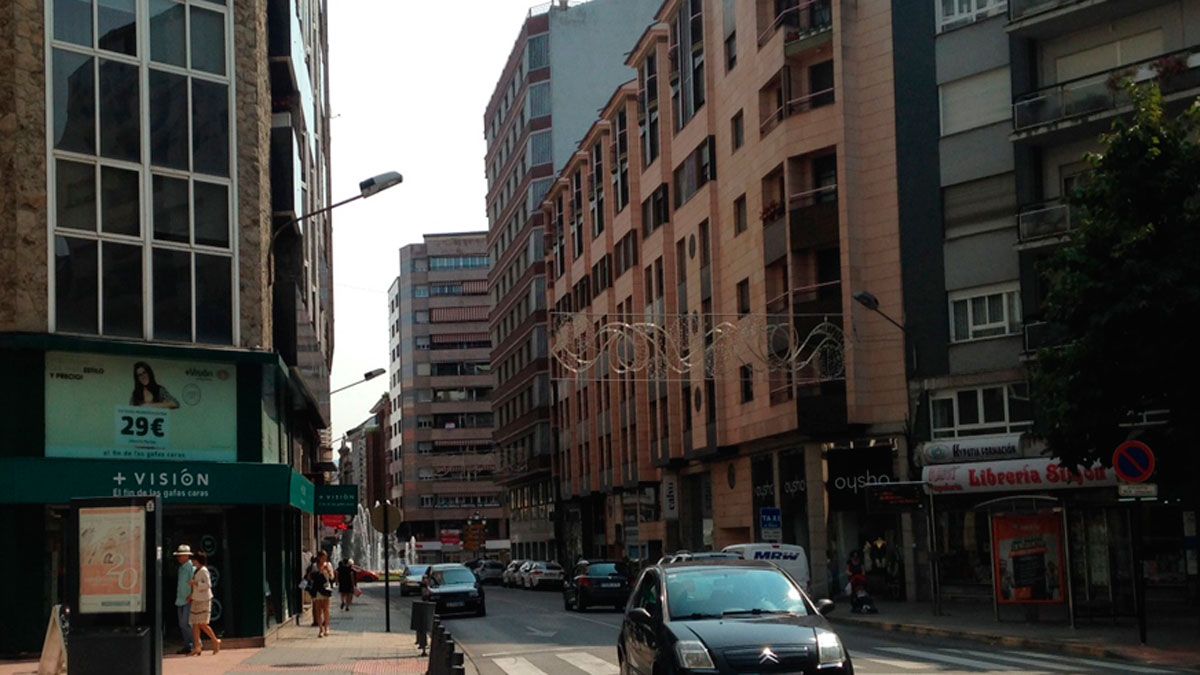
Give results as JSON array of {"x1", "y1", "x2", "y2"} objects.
[{"x1": 1113, "y1": 441, "x2": 1156, "y2": 484}]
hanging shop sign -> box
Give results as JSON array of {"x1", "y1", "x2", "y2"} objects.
[
  {"x1": 316, "y1": 485, "x2": 359, "y2": 515},
  {"x1": 45, "y1": 351, "x2": 236, "y2": 462},
  {"x1": 918, "y1": 434, "x2": 1022, "y2": 465},
  {"x1": 825, "y1": 445, "x2": 895, "y2": 510},
  {"x1": 922, "y1": 457, "x2": 1118, "y2": 495},
  {"x1": 865, "y1": 481, "x2": 927, "y2": 513},
  {"x1": 662, "y1": 474, "x2": 679, "y2": 520},
  {"x1": 992, "y1": 511, "x2": 1066, "y2": 605}
]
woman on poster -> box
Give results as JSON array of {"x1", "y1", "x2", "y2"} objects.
[{"x1": 130, "y1": 362, "x2": 180, "y2": 409}]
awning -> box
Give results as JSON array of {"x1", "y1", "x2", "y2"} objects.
[
  {"x1": 0, "y1": 457, "x2": 316, "y2": 513},
  {"x1": 922, "y1": 457, "x2": 1118, "y2": 495},
  {"x1": 430, "y1": 333, "x2": 489, "y2": 344},
  {"x1": 430, "y1": 306, "x2": 488, "y2": 323}
]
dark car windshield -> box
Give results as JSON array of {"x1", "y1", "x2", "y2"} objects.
[
  {"x1": 433, "y1": 568, "x2": 476, "y2": 585},
  {"x1": 665, "y1": 568, "x2": 808, "y2": 620},
  {"x1": 588, "y1": 563, "x2": 628, "y2": 576},
  {"x1": 405, "y1": 565, "x2": 429, "y2": 578}
]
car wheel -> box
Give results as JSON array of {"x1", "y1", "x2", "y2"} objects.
[
  {"x1": 477, "y1": 603, "x2": 487, "y2": 618},
  {"x1": 563, "y1": 593, "x2": 572, "y2": 611}
]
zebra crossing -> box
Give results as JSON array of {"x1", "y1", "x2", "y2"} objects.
[{"x1": 475, "y1": 646, "x2": 1183, "y2": 675}]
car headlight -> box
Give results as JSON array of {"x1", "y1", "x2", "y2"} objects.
[
  {"x1": 815, "y1": 628, "x2": 844, "y2": 666},
  {"x1": 674, "y1": 640, "x2": 715, "y2": 670}
]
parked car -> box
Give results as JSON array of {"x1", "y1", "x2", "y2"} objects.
[
  {"x1": 721, "y1": 543, "x2": 811, "y2": 590},
  {"x1": 350, "y1": 565, "x2": 379, "y2": 583},
  {"x1": 617, "y1": 559, "x2": 849, "y2": 674},
  {"x1": 502, "y1": 560, "x2": 528, "y2": 587},
  {"x1": 421, "y1": 563, "x2": 486, "y2": 617},
  {"x1": 523, "y1": 561, "x2": 564, "y2": 589},
  {"x1": 399, "y1": 564, "x2": 430, "y2": 597},
  {"x1": 563, "y1": 560, "x2": 631, "y2": 611},
  {"x1": 474, "y1": 559, "x2": 506, "y2": 584},
  {"x1": 656, "y1": 551, "x2": 741, "y2": 565},
  {"x1": 515, "y1": 560, "x2": 536, "y2": 588}
]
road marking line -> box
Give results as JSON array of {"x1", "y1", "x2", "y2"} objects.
[
  {"x1": 851, "y1": 651, "x2": 930, "y2": 669},
  {"x1": 945, "y1": 648, "x2": 1076, "y2": 672},
  {"x1": 1012, "y1": 650, "x2": 1173, "y2": 674},
  {"x1": 481, "y1": 646, "x2": 582, "y2": 658},
  {"x1": 556, "y1": 652, "x2": 619, "y2": 674},
  {"x1": 879, "y1": 646, "x2": 1027, "y2": 671},
  {"x1": 493, "y1": 656, "x2": 550, "y2": 675}
]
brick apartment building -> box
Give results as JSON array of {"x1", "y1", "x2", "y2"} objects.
[
  {"x1": 388, "y1": 233, "x2": 504, "y2": 562},
  {"x1": 542, "y1": 0, "x2": 911, "y2": 597}
]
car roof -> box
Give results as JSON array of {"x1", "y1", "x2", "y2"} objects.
[
  {"x1": 428, "y1": 563, "x2": 469, "y2": 571},
  {"x1": 657, "y1": 559, "x2": 780, "y2": 571},
  {"x1": 577, "y1": 559, "x2": 620, "y2": 565}
]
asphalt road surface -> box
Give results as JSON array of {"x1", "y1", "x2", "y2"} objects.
[{"x1": 431, "y1": 585, "x2": 1188, "y2": 675}]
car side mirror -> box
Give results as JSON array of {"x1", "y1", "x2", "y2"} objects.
[
  {"x1": 626, "y1": 607, "x2": 653, "y2": 625},
  {"x1": 815, "y1": 599, "x2": 835, "y2": 616}
]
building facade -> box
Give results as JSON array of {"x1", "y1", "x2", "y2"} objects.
[
  {"x1": 900, "y1": 0, "x2": 1200, "y2": 612},
  {"x1": 484, "y1": 0, "x2": 662, "y2": 564},
  {"x1": 0, "y1": 0, "x2": 335, "y2": 654},
  {"x1": 542, "y1": 0, "x2": 910, "y2": 596},
  {"x1": 388, "y1": 233, "x2": 504, "y2": 562}
]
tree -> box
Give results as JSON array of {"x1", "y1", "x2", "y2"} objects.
[{"x1": 1030, "y1": 83, "x2": 1200, "y2": 494}]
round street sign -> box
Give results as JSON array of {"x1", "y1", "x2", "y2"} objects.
[
  {"x1": 1113, "y1": 440, "x2": 1156, "y2": 484},
  {"x1": 369, "y1": 502, "x2": 402, "y2": 534}
]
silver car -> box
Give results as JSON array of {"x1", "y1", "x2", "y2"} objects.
[
  {"x1": 400, "y1": 564, "x2": 429, "y2": 596},
  {"x1": 502, "y1": 559, "x2": 527, "y2": 587},
  {"x1": 522, "y1": 561, "x2": 564, "y2": 589},
  {"x1": 474, "y1": 560, "x2": 506, "y2": 584}
]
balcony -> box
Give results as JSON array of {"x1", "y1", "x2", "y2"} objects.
[
  {"x1": 759, "y1": 85, "x2": 836, "y2": 137},
  {"x1": 1017, "y1": 201, "x2": 1072, "y2": 246},
  {"x1": 1022, "y1": 320, "x2": 1070, "y2": 356},
  {"x1": 789, "y1": 185, "x2": 839, "y2": 250},
  {"x1": 1013, "y1": 47, "x2": 1200, "y2": 141},
  {"x1": 758, "y1": 0, "x2": 833, "y2": 55},
  {"x1": 267, "y1": 0, "x2": 315, "y2": 149},
  {"x1": 1008, "y1": 0, "x2": 1161, "y2": 39},
  {"x1": 270, "y1": 118, "x2": 303, "y2": 221}
]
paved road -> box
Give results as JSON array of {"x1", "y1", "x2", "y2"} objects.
[{"x1": 433, "y1": 585, "x2": 1188, "y2": 675}]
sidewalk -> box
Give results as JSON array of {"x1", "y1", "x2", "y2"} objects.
[
  {"x1": 0, "y1": 585, "x2": 426, "y2": 675},
  {"x1": 828, "y1": 599, "x2": 1200, "y2": 671}
]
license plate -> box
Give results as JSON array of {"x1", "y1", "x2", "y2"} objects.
[
  {"x1": 602, "y1": 583, "x2": 620, "y2": 588},
  {"x1": 446, "y1": 601, "x2": 464, "y2": 608}
]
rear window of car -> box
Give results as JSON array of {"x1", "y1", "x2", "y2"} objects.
[
  {"x1": 546, "y1": 563, "x2": 562, "y2": 571},
  {"x1": 407, "y1": 565, "x2": 429, "y2": 576},
  {"x1": 433, "y1": 568, "x2": 476, "y2": 585},
  {"x1": 587, "y1": 563, "x2": 627, "y2": 576}
]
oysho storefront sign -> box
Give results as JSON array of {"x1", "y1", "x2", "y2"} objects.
[
  {"x1": 923, "y1": 457, "x2": 1118, "y2": 495},
  {"x1": 826, "y1": 446, "x2": 896, "y2": 510},
  {"x1": 919, "y1": 434, "x2": 1022, "y2": 465}
]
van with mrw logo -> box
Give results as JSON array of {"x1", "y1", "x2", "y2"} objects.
[{"x1": 721, "y1": 543, "x2": 810, "y2": 590}]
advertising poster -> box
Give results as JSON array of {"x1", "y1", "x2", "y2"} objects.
[
  {"x1": 992, "y1": 512, "x2": 1066, "y2": 605},
  {"x1": 46, "y1": 351, "x2": 237, "y2": 461},
  {"x1": 78, "y1": 506, "x2": 145, "y2": 614}
]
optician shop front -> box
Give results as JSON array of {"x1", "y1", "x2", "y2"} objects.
[{"x1": 0, "y1": 336, "x2": 321, "y2": 656}]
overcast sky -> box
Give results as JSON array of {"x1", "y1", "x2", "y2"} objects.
[{"x1": 327, "y1": 1, "x2": 536, "y2": 447}]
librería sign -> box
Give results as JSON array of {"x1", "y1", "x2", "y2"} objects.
[{"x1": 923, "y1": 457, "x2": 1118, "y2": 494}]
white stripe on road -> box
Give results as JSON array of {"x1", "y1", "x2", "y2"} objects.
[
  {"x1": 493, "y1": 656, "x2": 549, "y2": 675},
  {"x1": 852, "y1": 651, "x2": 931, "y2": 669},
  {"x1": 1012, "y1": 650, "x2": 1174, "y2": 674},
  {"x1": 945, "y1": 648, "x2": 1078, "y2": 672},
  {"x1": 879, "y1": 646, "x2": 1032, "y2": 671},
  {"x1": 556, "y1": 652, "x2": 619, "y2": 674}
]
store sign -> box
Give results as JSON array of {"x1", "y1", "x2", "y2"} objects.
[
  {"x1": 919, "y1": 434, "x2": 1022, "y2": 465},
  {"x1": 992, "y1": 512, "x2": 1066, "y2": 605},
  {"x1": 78, "y1": 505, "x2": 146, "y2": 614},
  {"x1": 316, "y1": 485, "x2": 359, "y2": 515},
  {"x1": 825, "y1": 446, "x2": 895, "y2": 511},
  {"x1": 865, "y1": 482, "x2": 927, "y2": 513},
  {"x1": 923, "y1": 457, "x2": 1117, "y2": 494},
  {"x1": 45, "y1": 351, "x2": 236, "y2": 462},
  {"x1": 662, "y1": 474, "x2": 679, "y2": 520}
]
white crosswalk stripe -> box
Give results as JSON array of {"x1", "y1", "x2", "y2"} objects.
[
  {"x1": 555, "y1": 651, "x2": 620, "y2": 674},
  {"x1": 493, "y1": 656, "x2": 550, "y2": 675},
  {"x1": 1011, "y1": 650, "x2": 1174, "y2": 674},
  {"x1": 879, "y1": 646, "x2": 1028, "y2": 671},
  {"x1": 944, "y1": 648, "x2": 1080, "y2": 672},
  {"x1": 852, "y1": 650, "x2": 931, "y2": 669}
]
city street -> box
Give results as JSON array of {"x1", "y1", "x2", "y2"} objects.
[{"x1": 434, "y1": 586, "x2": 1190, "y2": 675}]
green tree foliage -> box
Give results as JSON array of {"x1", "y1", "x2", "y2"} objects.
[{"x1": 1030, "y1": 84, "x2": 1199, "y2": 489}]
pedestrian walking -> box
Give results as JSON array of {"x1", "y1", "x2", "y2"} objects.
[
  {"x1": 172, "y1": 544, "x2": 195, "y2": 654},
  {"x1": 337, "y1": 558, "x2": 357, "y2": 611},
  {"x1": 304, "y1": 555, "x2": 319, "y2": 626},
  {"x1": 309, "y1": 550, "x2": 335, "y2": 637},
  {"x1": 188, "y1": 551, "x2": 221, "y2": 655}
]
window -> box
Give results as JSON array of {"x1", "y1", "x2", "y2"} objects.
[
  {"x1": 530, "y1": 130, "x2": 552, "y2": 166},
  {"x1": 734, "y1": 194, "x2": 748, "y2": 234},
  {"x1": 633, "y1": 571, "x2": 662, "y2": 616},
  {"x1": 51, "y1": 0, "x2": 234, "y2": 344},
  {"x1": 639, "y1": 56, "x2": 660, "y2": 166},
  {"x1": 731, "y1": 110, "x2": 744, "y2": 151},
  {"x1": 529, "y1": 81, "x2": 551, "y2": 118},
  {"x1": 940, "y1": 68, "x2": 1011, "y2": 136},
  {"x1": 416, "y1": 336, "x2": 431, "y2": 350},
  {"x1": 673, "y1": 137, "x2": 717, "y2": 208},
  {"x1": 641, "y1": 184, "x2": 670, "y2": 238},
  {"x1": 939, "y1": 0, "x2": 1007, "y2": 32},
  {"x1": 740, "y1": 364, "x2": 754, "y2": 403},
  {"x1": 591, "y1": 142, "x2": 605, "y2": 237},
  {"x1": 413, "y1": 285, "x2": 429, "y2": 298},
  {"x1": 672, "y1": 0, "x2": 706, "y2": 131},
  {"x1": 414, "y1": 311, "x2": 429, "y2": 324},
  {"x1": 613, "y1": 109, "x2": 630, "y2": 212},
  {"x1": 949, "y1": 284, "x2": 1021, "y2": 341},
  {"x1": 737, "y1": 278, "x2": 750, "y2": 316},
  {"x1": 930, "y1": 383, "x2": 1033, "y2": 438},
  {"x1": 526, "y1": 33, "x2": 549, "y2": 70},
  {"x1": 429, "y1": 256, "x2": 489, "y2": 270},
  {"x1": 571, "y1": 170, "x2": 584, "y2": 257},
  {"x1": 725, "y1": 31, "x2": 737, "y2": 71}
]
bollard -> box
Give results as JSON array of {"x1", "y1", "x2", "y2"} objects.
[{"x1": 450, "y1": 667, "x2": 465, "y2": 675}]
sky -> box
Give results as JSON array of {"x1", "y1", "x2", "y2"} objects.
[{"x1": 327, "y1": 1, "x2": 537, "y2": 446}]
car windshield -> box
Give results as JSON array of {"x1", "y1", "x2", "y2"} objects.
[
  {"x1": 433, "y1": 568, "x2": 476, "y2": 585},
  {"x1": 588, "y1": 563, "x2": 628, "y2": 576},
  {"x1": 665, "y1": 568, "x2": 808, "y2": 620},
  {"x1": 545, "y1": 563, "x2": 562, "y2": 571},
  {"x1": 406, "y1": 565, "x2": 429, "y2": 578}
]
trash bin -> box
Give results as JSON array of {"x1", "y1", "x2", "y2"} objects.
[
  {"x1": 411, "y1": 601, "x2": 436, "y2": 653},
  {"x1": 68, "y1": 626, "x2": 154, "y2": 675}
]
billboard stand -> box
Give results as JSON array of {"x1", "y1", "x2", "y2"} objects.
[{"x1": 67, "y1": 496, "x2": 161, "y2": 675}]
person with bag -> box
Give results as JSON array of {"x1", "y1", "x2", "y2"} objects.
[
  {"x1": 188, "y1": 552, "x2": 221, "y2": 655},
  {"x1": 337, "y1": 559, "x2": 358, "y2": 611},
  {"x1": 309, "y1": 550, "x2": 335, "y2": 637}
]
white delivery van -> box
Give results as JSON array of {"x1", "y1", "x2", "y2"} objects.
[{"x1": 722, "y1": 543, "x2": 811, "y2": 590}]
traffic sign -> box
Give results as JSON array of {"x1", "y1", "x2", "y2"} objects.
[
  {"x1": 759, "y1": 507, "x2": 782, "y2": 542},
  {"x1": 369, "y1": 502, "x2": 402, "y2": 534},
  {"x1": 1113, "y1": 441, "x2": 1156, "y2": 484},
  {"x1": 1118, "y1": 483, "x2": 1158, "y2": 499}
]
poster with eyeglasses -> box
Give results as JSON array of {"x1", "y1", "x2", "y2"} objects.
[{"x1": 46, "y1": 351, "x2": 236, "y2": 461}]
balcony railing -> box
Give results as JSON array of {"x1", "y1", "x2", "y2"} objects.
[
  {"x1": 757, "y1": 0, "x2": 833, "y2": 48},
  {"x1": 760, "y1": 87, "x2": 836, "y2": 136},
  {"x1": 1009, "y1": 0, "x2": 1084, "y2": 22},
  {"x1": 1018, "y1": 201, "x2": 1072, "y2": 242},
  {"x1": 1022, "y1": 321, "x2": 1070, "y2": 353},
  {"x1": 1014, "y1": 47, "x2": 1200, "y2": 132}
]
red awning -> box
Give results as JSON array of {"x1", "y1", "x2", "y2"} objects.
[
  {"x1": 431, "y1": 306, "x2": 488, "y2": 323},
  {"x1": 430, "y1": 332, "x2": 489, "y2": 344}
]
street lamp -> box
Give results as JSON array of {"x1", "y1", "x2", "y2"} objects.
[
  {"x1": 330, "y1": 368, "x2": 386, "y2": 395},
  {"x1": 852, "y1": 291, "x2": 906, "y2": 334}
]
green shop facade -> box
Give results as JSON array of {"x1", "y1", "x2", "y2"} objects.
[{"x1": 0, "y1": 334, "x2": 324, "y2": 656}]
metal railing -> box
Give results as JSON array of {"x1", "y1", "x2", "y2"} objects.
[
  {"x1": 1009, "y1": 0, "x2": 1084, "y2": 22},
  {"x1": 1018, "y1": 201, "x2": 1072, "y2": 242},
  {"x1": 1014, "y1": 47, "x2": 1200, "y2": 131},
  {"x1": 760, "y1": 86, "x2": 836, "y2": 135},
  {"x1": 789, "y1": 183, "x2": 838, "y2": 208},
  {"x1": 757, "y1": 0, "x2": 833, "y2": 47}
]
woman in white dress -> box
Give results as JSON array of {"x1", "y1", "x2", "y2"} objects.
[{"x1": 188, "y1": 551, "x2": 221, "y2": 655}]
